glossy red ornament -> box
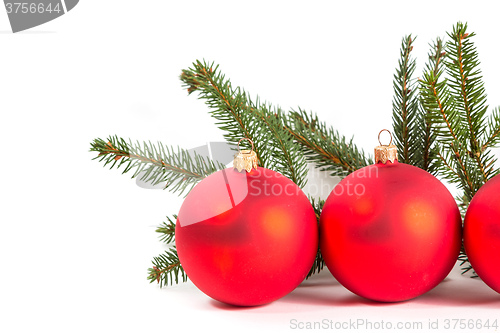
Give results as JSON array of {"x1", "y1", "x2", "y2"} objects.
[
  {"x1": 320, "y1": 151, "x2": 462, "y2": 302},
  {"x1": 175, "y1": 166, "x2": 318, "y2": 306},
  {"x1": 464, "y1": 174, "x2": 500, "y2": 294}
]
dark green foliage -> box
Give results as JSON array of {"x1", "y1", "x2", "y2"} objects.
[
  {"x1": 144, "y1": 216, "x2": 180, "y2": 286},
  {"x1": 180, "y1": 61, "x2": 373, "y2": 187},
  {"x1": 392, "y1": 35, "x2": 437, "y2": 174},
  {"x1": 156, "y1": 215, "x2": 177, "y2": 244},
  {"x1": 445, "y1": 25, "x2": 488, "y2": 150},
  {"x1": 180, "y1": 62, "x2": 270, "y2": 168},
  {"x1": 416, "y1": 22, "x2": 500, "y2": 274},
  {"x1": 458, "y1": 243, "x2": 477, "y2": 278},
  {"x1": 147, "y1": 247, "x2": 187, "y2": 287},
  {"x1": 306, "y1": 198, "x2": 325, "y2": 278},
  {"x1": 90, "y1": 135, "x2": 225, "y2": 195},
  {"x1": 180, "y1": 60, "x2": 308, "y2": 187},
  {"x1": 287, "y1": 108, "x2": 371, "y2": 176},
  {"x1": 484, "y1": 107, "x2": 500, "y2": 151},
  {"x1": 419, "y1": 22, "x2": 499, "y2": 204},
  {"x1": 392, "y1": 35, "x2": 421, "y2": 165}
]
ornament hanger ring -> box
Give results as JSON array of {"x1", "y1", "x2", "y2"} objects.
[
  {"x1": 237, "y1": 138, "x2": 255, "y2": 154},
  {"x1": 378, "y1": 129, "x2": 393, "y2": 146}
]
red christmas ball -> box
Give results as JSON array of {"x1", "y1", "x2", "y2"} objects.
[
  {"x1": 175, "y1": 167, "x2": 318, "y2": 306},
  {"x1": 320, "y1": 160, "x2": 462, "y2": 302},
  {"x1": 464, "y1": 174, "x2": 500, "y2": 294}
]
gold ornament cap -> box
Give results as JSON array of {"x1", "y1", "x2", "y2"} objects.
[
  {"x1": 374, "y1": 129, "x2": 398, "y2": 164},
  {"x1": 233, "y1": 138, "x2": 259, "y2": 172}
]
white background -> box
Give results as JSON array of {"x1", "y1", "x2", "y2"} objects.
[{"x1": 1, "y1": 1, "x2": 500, "y2": 332}]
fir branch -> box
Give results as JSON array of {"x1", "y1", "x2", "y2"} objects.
[
  {"x1": 253, "y1": 103, "x2": 308, "y2": 187},
  {"x1": 434, "y1": 141, "x2": 479, "y2": 203},
  {"x1": 418, "y1": 38, "x2": 459, "y2": 175},
  {"x1": 423, "y1": 24, "x2": 498, "y2": 208},
  {"x1": 446, "y1": 22, "x2": 493, "y2": 185},
  {"x1": 148, "y1": 247, "x2": 187, "y2": 287},
  {"x1": 434, "y1": 147, "x2": 460, "y2": 180},
  {"x1": 420, "y1": 115, "x2": 437, "y2": 174},
  {"x1": 286, "y1": 108, "x2": 372, "y2": 176},
  {"x1": 483, "y1": 107, "x2": 500, "y2": 150},
  {"x1": 447, "y1": 141, "x2": 480, "y2": 202},
  {"x1": 181, "y1": 60, "x2": 371, "y2": 182},
  {"x1": 180, "y1": 60, "x2": 269, "y2": 166},
  {"x1": 392, "y1": 35, "x2": 422, "y2": 166},
  {"x1": 420, "y1": 38, "x2": 463, "y2": 145},
  {"x1": 156, "y1": 215, "x2": 177, "y2": 244},
  {"x1": 90, "y1": 135, "x2": 225, "y2": 195},
  {"x1": 455, "y1": 194, "x2": 470, "y2": 219},
  {"x1": 419, "y1": 90, "x2": 437, "y2": 174},
  {"x1": 181, "y1": 60, "x2": 308, "y2": 186},
  {"x1": 459, "y1": 244, "x2": 477, "y2": 277},
  {"x1": 306, "y1": 198, "x2": 325, "y2": 278},
  {"x1": 446, "y1": 23, "x2": 488, "y2": 153},
  {"x1": 454, "y1": 23, "x2": 499, "y2": 183},
  {"x1": 307, "y1": 247, "x2": 325, "y2": 279}
]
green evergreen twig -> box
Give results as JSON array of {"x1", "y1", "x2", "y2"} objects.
[
  {"x1": 181, "y1": 60, "x2": 308, "y2": 187},
  {"x1": 306, "y1": 198, "x2": 325, "y2": 278},
  {"x1": 156, "y1": 215, "x2": 177, "y2": 244},
  {"x1": 483, "y1": 107, "x2": 500, "y2": 151},
  {"x1": 287, "y1": 109, "x2": 372, "y2": 176},
  {"x1": 90, "y1": 135, "x2": 225, "y2": 195},
  {"x1": 181, "y1": 61, "x2": 371, "y2": 181},
  {"x1": 420, "y1": 38, "x2": 463, "y2": 144},
  {"x1": 392, "y1": 35, "x2": 422, "y2": 166},
  {"x1": 418, "y1": 22, "x2": 500, "y2": 274},
  {"x1": 446, "y1": 23, "x2": 493, "y2": 186},
  {"x1": 148, "y1": 247, "x2": 187, "y2": 287}
]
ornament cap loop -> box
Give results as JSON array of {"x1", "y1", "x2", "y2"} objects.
[
  {"x1": 237, "y1": 138, "x2": 255, "y2": 153},
  {"x1": 375, "y1": 129, "x2": 398, "y2": 164},
  {"x1": 233, "y1": 138, "x2": 259, "y2": 172},
  {"x1": 378, "y1": 129, "x2": 393, "y2": 146}
]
